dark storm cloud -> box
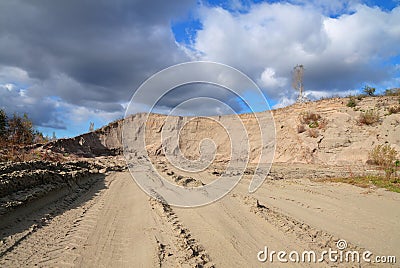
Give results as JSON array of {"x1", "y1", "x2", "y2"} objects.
[
  {"x1": 303, "y1": 61, "x2": 391, "y2": 92},
  {"x1": 153, "y1": 83, "x2": 246, "y2": 115},
  {"x1": 0, "y1": 0, "x2": 195, "y2": 128}
]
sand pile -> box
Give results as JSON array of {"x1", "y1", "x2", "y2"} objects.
[{"x1": 0, "y1": 158, "x2": 126, "y2": 219}]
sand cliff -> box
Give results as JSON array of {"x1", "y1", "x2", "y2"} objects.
[{"x1": 45, "y1": 96, "x2": 400, "y2": 166}]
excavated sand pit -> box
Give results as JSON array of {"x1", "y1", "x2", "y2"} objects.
[{"x1": 0, "y1": 96, "x2": 399, "y2": 267}]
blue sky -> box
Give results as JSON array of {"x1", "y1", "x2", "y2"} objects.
[{"x1": 0, "y1": 0, "x2": 399, "y2": 137}]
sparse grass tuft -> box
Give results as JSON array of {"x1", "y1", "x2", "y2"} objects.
[
  {"x1": 368, "y1": 144, "x2": 399, "y2": 179},
  {"x1": 307, "y1": 128, "x2": 319, "y2": 138},
  {"x1": 357, "y1": 109, "x2": 380, "y2": 125},
  {"x1": 297, "y1": 111, "x2": 325, "y2": 136},
  {"x1": 320, "y1": 176, "x2": 400, "y2": 193},
  {"x1": 388, "y1": 105, "x2": 400, "y2": 115},
  {"x1": 297, "y1": 124, "x2": 306, "y2": 133},
  {"x1": 317, "y1": 118, "x2": 328, "y2": 130},
  {"x1": 315, "y1": 145, "x2": 400, "y2": 192},
  {"x1": 299, "y1": 111, "x2": 321, "y2": 125},
  {"x1": 356, "y1": 94, "x2": 366, "y2": 100}
]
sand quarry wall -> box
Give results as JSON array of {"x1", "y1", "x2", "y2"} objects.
[{"x1": 46, "y1": 96, "x2": 400, "y2": 166}]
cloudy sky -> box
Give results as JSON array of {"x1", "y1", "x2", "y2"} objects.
[{"x1": 0, "y1": 0, "x2": 399, "y2": 137}]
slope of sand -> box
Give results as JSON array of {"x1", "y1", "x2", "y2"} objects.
[
  {"x1": 1, "y1": 170, "x2": 399, "y2": 267},
  {"x1": 44, "y1": 95, "x2": 400, "y2": 166}
]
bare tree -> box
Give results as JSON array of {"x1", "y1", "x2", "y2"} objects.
[
  {"x1": 292, "y1": 64, "x2": 307, "y2": 103},
  {"x1": 89, "y1": 122, "x2": 94, "y2": 132}
]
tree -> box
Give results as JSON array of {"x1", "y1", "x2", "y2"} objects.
[
  {"x1": 0, "y1": 109, "x2": 50, "y2": 155},
  {"x1": 363, "y1": 85, "x2": 376, "y2": 96},
  {"x1": 8, "y1": 113, "x2": 34, "y2": 145},
  {"x1": 0, "y1": 109, "x2": 7, "y2": 141},
  {"x1": 89, "y1": 122, "x2": 94, "y2": 132},
  {"x1": 292, "y1": 64, "x2": 307, "y2": 102},
  {"x1": 34, "y1": 131, "x2": 49, "y2": 143}
]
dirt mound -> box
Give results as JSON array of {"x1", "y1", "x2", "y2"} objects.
[{"x1": 0, "y1": 158, "x2": 126, "y2": 219}]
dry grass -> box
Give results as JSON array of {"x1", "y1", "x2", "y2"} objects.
[
  {"x1": 368, "y1": 144, "x2": 399, "y2": 179},
  {"x1": 297, "y1": 124, "x2": 306, "y2": 133},
  {"x1": 307, "y1": 128, "x2": 319, "y2": 138},
  {"x1": 299, "y1": 111, "x2": 321, "y2": 125},
  {"x1": 317, "y1": 118, "x2": 328, "y2": 130},
  {"x1": 388, "y1": 105, "x2": 400, "y2": 115},
  {"x1": 315, "y1": 145, "x2": 400, "y2": 193},
  {"x1": 298, "y1": 111, "x2": 325, "y2": 136},
  {"x1": 384, "y1": 88, "x2": 400, "y2": 96},
  {"x1": 318, "y1": 176, "x2": 400, "y2": 193},
  {"x1": 357, "y1": 109, "x2": 380, "y2": 125},
  {"x1": 0, "y1": 145, "x2": 69, "y2": 163}
]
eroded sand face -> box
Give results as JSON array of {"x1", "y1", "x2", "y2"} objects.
[{"x1": 44, "y1": 96, "x2": 400, "y2": 166}]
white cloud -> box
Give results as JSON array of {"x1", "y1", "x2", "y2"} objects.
[
  {"x1": 259, "y1": 68, "x2": 287, "y2": 88},
  {"x1": 182, "y1": 2, "x2": 400, "y2": 104},
  {"x1": 291, "y1": 0, "x2": 360, "y2": 15},
  {"x1": 272, "y1": 96, "x2": 296, "y2": 109},
  {"x1": 0, "y1": 66, "x2": 33, "y2": 85},
  {"x1": 2, "y1": 83, "x2": 15, "y2": 91},
  {"x1": 323, "y1": 5, "x2": 400, "y2": 61}
]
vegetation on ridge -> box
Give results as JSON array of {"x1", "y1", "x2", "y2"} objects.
[{"x1": 0, "y1": 109, "x2": 60, "y2": 162}]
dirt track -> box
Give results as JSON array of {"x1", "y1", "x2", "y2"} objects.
[{"x1": 1, "y1": 169, "x2": 399, "y2": 267}]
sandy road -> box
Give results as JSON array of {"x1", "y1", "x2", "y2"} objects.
[{"x1": 0, "y1": 171, "x2": 399, "y2": 267}]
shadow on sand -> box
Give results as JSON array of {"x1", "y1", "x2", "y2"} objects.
[{"x1": 0, "y1": 173, "x2": 108, "y2": 257}]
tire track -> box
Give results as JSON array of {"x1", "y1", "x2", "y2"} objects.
[
  {"x1": 149, "y1": 191, "x2": 215, "y2": 268},
  {"x1": 0, "y1": 173, "x2": 110, "y2": 267},
  {"x1": 232, "y1": 193, "x2": 376, "y2": 267}
]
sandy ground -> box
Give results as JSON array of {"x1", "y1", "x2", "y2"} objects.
[{"x1": 0, "y1": 170, "x2": 399, "y2": 267}]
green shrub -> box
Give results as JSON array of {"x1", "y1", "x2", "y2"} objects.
[
  {"x1": 347, "y1": 96, "x2": 357, "y2": 107},
  {"x1": 308, "y1": 121, "x2": 319, "y2": 128},
  {"x1": 356, "y1": 94, "x2": 366, "y2": 101}
]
